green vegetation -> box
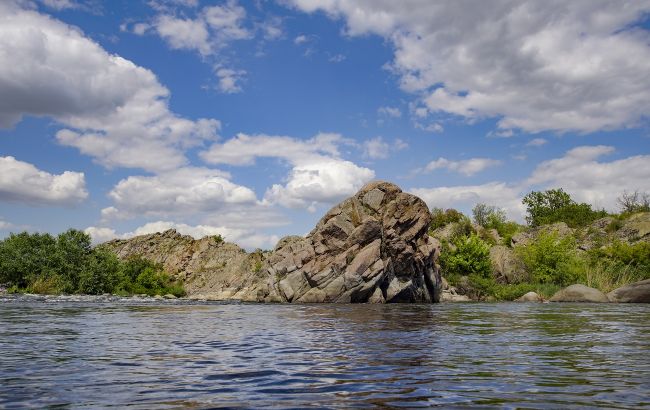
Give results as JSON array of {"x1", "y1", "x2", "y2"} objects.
[
  {"x1": 432, "y1": 188, "x2": 650, "y2": 301},
  {"x1": 0, "y1": 229, "x2": 184, "y2": 297},
  {"x1": 522, "y1": 188, "x2": 607, "y2": 228},
  {"x1": 212, "y1": 234, "x2": 225, "y2": 245}
]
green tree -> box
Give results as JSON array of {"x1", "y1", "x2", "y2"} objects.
[
  {"x1": 522, "y1": 188, "x2": 607, "y2": 227},
  {"x1": 77, "y1": 248, "x2": 120, "y2": 294},
  {"x1": 54, "y1": 229, "x2": 93, "y2": 292},
  {"x1": 440, "y1": 234, "x2": 492, "y2": 278},
  {"x1": 515, "y1": 231, "x2": 583, "y2": 285},
  {"x1": 0, "y1": 232, "x2": 57, "y2": 287}
]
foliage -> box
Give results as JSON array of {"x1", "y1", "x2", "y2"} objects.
[
  {"x1": 515, "y1": 231, "x2": 582, "y2": 286},
  {"x1": 522, "y1": 188, "x2": 607, "y2": 228},
  {"x1": 440, "y1": 234, "x2": 492, "y2": 279},
  {"x1": 0, "y1": 230, "x2": 185, "y2": 297},
  {"x1": 212, "y1": 234, "x2": 225, "y2": 245},
  {"x1": 430, "y1": 208, "x2": 465, "y2": 231},
  {"x1": 617, "y1": 190, "x2": 650, "y2": 215},
  {"x1": 471, "y1": 203, "x2": 522, "y2": 245}
]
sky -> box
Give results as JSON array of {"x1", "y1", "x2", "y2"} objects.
[{"x1": 1, "y1": 0, "x2": 649, "y2": 250}]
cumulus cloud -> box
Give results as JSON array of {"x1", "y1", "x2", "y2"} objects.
[
  {"x1": 0, "y1": 156, "x2": 87, "y2": 206},
  {"x1": 214, "y1": 67, "x2": 246, "y2": 93},
  {"x1": 411, "y1": 145, "x2": 650, "y2": 220},
  {"x1": 362, "y1": 137, "x2": 390, "y2": 159},
  {"x1": 294, "y1": 34, "x2": 309, "y2": 44},
  {"x1": 85, "y1": 221, "x2": 280, "y2": 250},
  {"x1": 422, "y1": 157, "x2": 502, "y2": 176},
  {"x1": 411, "y1": 182, "x2": 525, "y2": 220},
  {"x1": 0, "y1": 2, "x2": 220, "y2": 172},
  {"x1": 378, "y1": 106, "x2": 402, "y2": 118},
  {"x1": 202, "y1": 133, "x2": 375, "y2": 209},
  {"x1": 288, "y1": 0, "x2": 650, "y2": 134},
  {"x1": 527, "y1": 145, "x2": 650, "y2": 210},
  {"x1": 106, "y1": 167, "x2": 257, "y2": 218}
]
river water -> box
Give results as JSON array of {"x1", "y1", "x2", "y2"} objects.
[{"x1": 1, "y1": 295, "x2": 649, "y2": 409}]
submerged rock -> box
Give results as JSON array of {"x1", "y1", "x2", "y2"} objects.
[
  {"x1": 104, "y1": 181, "x2": 441, "y2": 303},
  {"x1": 607, "y1": 279, "x2": 650, "y2": 303},
  {"x1": 549, "y1": 284, "x2": 609, "y2": 303}
]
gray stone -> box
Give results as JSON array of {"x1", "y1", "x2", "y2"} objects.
[
  {"x1": 549, "y1": 284, "x2": 609, "y2": 303},
  {"x1": 607, "y1": 279, "x2": 650, "y2": 303},
  {"x1": 515, "y1": 291, "x2": 543, "y2": 302}
]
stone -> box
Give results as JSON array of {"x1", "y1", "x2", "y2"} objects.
[
  {"x1": 102, "y1": 181, "x2": 441, "y2": 303},
  {"x1": 549, "y1": 284, "x2": 609, "y2": 303},
  {"x1": 607, "y1": 279, "x2": 650, "y2": 303},
  {"x1": 440, "y1": 291, "x2": 471, "y2": 302},
  {"x1": 515, "y1": 291, "x2": 543, "y2": 302},
  {"x1": 490, "y1": 245, "x2": 527, "y2": 283},
  {"x1": 163, "y1": 294, "x2": 177, "y2": 299}
]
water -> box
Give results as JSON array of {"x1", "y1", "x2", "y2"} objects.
[{"x1": 1, "y1": 295, "x2": 649, "y2": 409}]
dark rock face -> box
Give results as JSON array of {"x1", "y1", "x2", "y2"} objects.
[
  {"x1": 268, "y1": 181, "x2": 441, "y2": 303},
  {"x1": 607, "y1": 279, "x2": 650, "y2": 303},
  {"x1": 104, "y1": 181, "x2": 442, "y2": 303}
]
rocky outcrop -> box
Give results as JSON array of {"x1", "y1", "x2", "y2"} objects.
[
  {"x1": 607, "y1": 279, "x2": 650, "y2": 303},
  {"x1": 268, "y1": 181, "x2": 441, "y2": 303},
  {"x1": 104, "y1": 181, "x2": 441, "y2": 303},
  {"x1": 511, "y1": 222, "x2": 574, "y2": 247},
  {"x1": 549, "y1": 284, "x2": 609, "y2": 303}
]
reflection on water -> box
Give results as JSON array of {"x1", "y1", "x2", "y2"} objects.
[{"x1": 1, "y1": 296, "x2": 649, "y2": 408}]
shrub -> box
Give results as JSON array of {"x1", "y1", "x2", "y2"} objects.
[
  {"x1": 523, "y1": 188, "x2": 607, "y2": 228},
  {"x1": 77, "y1": 248, "x2": 121, "y2": 295},
  {"x1": 212, "y1": 234, "x2": 225, "y2": 245},
  {"x1": 430, "y1": 208, "x2": 465, "y2": 231},
  {"x1": 0, "y1": 232, "x2": 57, "y2": 288},
  {"x1": 515, "y1": 231, "x2": 584, "y2": 286},
  {"x1": 440, "y1": 234, "x2": 492, "y2": 279}
]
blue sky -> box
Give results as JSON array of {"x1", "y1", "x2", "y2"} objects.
[{"x1": 1, "y1": 0, "x2": 649, "y2": 249}]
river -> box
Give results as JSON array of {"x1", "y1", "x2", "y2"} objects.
[{"x1": 1, "y1": 295, "x2": 648, "y2": 409}]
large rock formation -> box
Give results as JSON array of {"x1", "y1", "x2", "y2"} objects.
[{"x1": 104, "y1": 181, "x2": 442, "y2": 303}]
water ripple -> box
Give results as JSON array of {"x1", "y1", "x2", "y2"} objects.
[{"x1": 0, "y1": 296, "x2": 649, "y2": 408}]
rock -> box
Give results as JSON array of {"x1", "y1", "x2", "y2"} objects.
[
  {"x1": 549, "y1": 284, "x2": 609, "y2": 303},
  {"x1": 616, "y1": 212, "x2": 650, "y2": 243},
  {"x1": 153, "y1": 294, "x2": 163, "y2": 300},
  {"x1": 441, "y1": 291, "x2": 471, "y2": 302},
  {"x1": 516, "y1": 291, "x2": 543, "y2": 302},
  {"x1": 163, "y1": 294, "x2": 177, "y2": 299},
  {"x1": 607, "y1": 279, "x2": 650, "y2": 303},
  {"x1": 102, "y1": 181, "x2": 441, "y2": 303},
  {"x1": 489, "y1": 245, "x2": 527, "y2": 283}
]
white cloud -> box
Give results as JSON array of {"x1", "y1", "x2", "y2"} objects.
[
  {"x1": 264, "y1": 158, "x2": 375, "y2": 210},
  {"x1": 328, "y1": 53, "x2": 346, "y2": 63},
  {"x1": 411, "y1": 182, "x2": 525, "y2": 220},
  {"x1": 85, "y1": 221, "x2": 280, "y2": 250},
  {"x1": 362, "y1": 137, "x2": 390, "y2": 159},
  {"x1": 201, "y1": 132, "x2": 344, "y2": 165},
  {"x1": 215, "y1": 67, "x2": 246, "y2": 93},
  {"x1": 202, "y1": 133, "x2": 375, "y2": 209},
  {"x1": 288, "y1": 1, "x2": 650, "y2": 134},
  {"x1": 153, "y1": 14, "x2": 212, "y2": 55},
  {"x1": 415, "y1": 122, "x2": 443, "y2": 133},
  {"x1": 39, "y1": 0, "x2": 78, "y2": 10},
  {"x1": 0, "y1": 156, "x2": 87, "y2": 206},
  {"x1": 411, "y1": 145, "x2": 650, "y2": 221},
  {"x1": 0, "y1": 3, "x2": 220, "y2": 173},
  {"x1": 423, "y1": 157, "x2": 502, "y2": 176},
  {"x1": 294, "y1": 34, "x2": 309, "y2": 44},
  {"x1": 527, "y1": 145, "x2": 650, "y2": 210},
  {"x1": 106, "y1": 167, "x2": 257, "y2": 218},
  {"x1": 0, "y1": 218, "x2": 15, "y2": 231},
  {"x1": 378, "y1": 106, "x2": 402, "y2": 118},
  {"x1": 527, "y1": 138, "x2": 548, "y2": 147}
]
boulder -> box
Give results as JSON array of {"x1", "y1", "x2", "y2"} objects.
[
  {"x1": 616, "y1": 212, "x2": 650, "y2": 243},
  {"x1": 104, "y1": 181, "x2": 441, "y2": 303},
  {"x1": 607, "y1": 279, "x2": 650, "y2": 303},
  {"x1": 490, "y1": 245, "x2": 527, "y2": 283},
  {"x1": 549, "y1": 284, "x2": 609, "y2": 303},
  {"x1": 511, "y1": 222, "x2": 574, "y2": 247},
  {"x1": 515, "y1": 291, "x2": 543, "y2": 302}
]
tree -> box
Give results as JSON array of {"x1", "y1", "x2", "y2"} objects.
[
  {"x1": 617, "y1": 190, "x2": 650, "y2": 214},
  {"x1": 0, "y1": 232, "x2": 57, "y2": 287},
  {"x1": 522, "y1": 188, "x2": 607, "y2": 227},
  {"x1": 54, "y1": 229, "x2": 93, "y2": 292},
  {"x1": 472, "y1": 203, "x2": 506, "y2": 227}
]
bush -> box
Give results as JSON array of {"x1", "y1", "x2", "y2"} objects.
[
  {"x1": 523, "y1": 188, "x2": 607, "y2": 228},
  {"x1": 440, "y1": 234, "x2": 492, "y2": 279},
  {"x1": 0, "y1": 232, "x2": 57, "y2": 288},
  {"x1": 430, "y1": 208, "x2": 465, "y2": 231},
  {"x1": 78, "y1": 248, "x2": 121, "y2": 295},
  {"x1": 617, "y1": 190, "x2": 650, "y2": 215},
  {"x1": 515, "y1": 231, "x2": 583, "y2": 286}
]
